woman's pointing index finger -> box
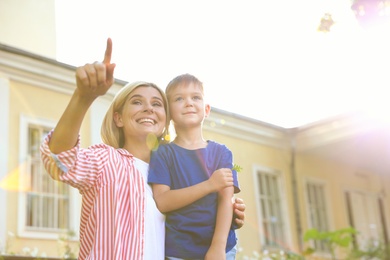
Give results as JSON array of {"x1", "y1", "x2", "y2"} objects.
[{"x1": 103, "y1": 38, "x2": 113, "y2": 64}]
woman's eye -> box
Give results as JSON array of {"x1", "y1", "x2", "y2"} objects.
[{"x1": 153, "y1": 102, "x2": 163, "y2": 107}]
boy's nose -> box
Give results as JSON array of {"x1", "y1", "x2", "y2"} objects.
[{"x1": 185, "y1": 98, "x2": 193, "y2": 106}]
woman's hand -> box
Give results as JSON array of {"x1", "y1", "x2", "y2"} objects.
[
  {"x1": 49, "y1": 38, "x2": 116, "y2": 154},
  {"x1": 233, "y1": 197, "x2": 246, "y2": 228},
  {"x1": 75, "y1": 38, "x2": 116, "y2": 99}
]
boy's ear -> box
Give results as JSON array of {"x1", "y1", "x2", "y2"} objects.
[
  {"x1": 204, "y1": 104, "x2": 211, "y2": 118},
  {"x1": 114, "y1": 112, "x2": 124, "y2": 127}
]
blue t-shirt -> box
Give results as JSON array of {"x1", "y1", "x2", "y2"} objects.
[{"x1": 148, "y1": 141, "x2": 240, "y2": 259}]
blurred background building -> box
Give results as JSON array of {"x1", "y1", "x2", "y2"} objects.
[{"x1": 1, "y1": 0, "x2": 389, "y2": 259}]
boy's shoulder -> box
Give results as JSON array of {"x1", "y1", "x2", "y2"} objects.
[
  {"x1": 154, "y1": 142, "x2": 180, "y2": 154},
  {"x1": 207, "y1": 140, "x2": 230, "y2": 151}
]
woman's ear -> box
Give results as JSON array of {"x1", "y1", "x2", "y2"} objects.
[{"x1": 114, "y1": 112, "x2": 123, "y2": 127}]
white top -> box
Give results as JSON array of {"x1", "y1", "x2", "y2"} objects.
[{"x1": 134, "y1": 158, "x2": 165, "y2": 260}]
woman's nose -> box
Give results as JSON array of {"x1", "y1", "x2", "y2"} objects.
[{"x1": 144, "y1": 104, "x2": 154, "y2": 113}]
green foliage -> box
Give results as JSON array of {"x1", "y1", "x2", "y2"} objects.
[
  {"x1": 347, "y1": 238, "x2": 390, "y2": 260},
  {"x1": 303, "y1": 227, "x2": 357, "y2": 259},
  {"x1": 304, "y1": 227, "x2": 357, "y2": 247},
  {"x1": 234, "y1": 231, "x2": 390, "y2": 260},
  {"x1": 58, "y1": 230, "x2": 78, "y2": 259},
  {"x1": 236, "y1": 248, "x2": 305, "y2": 260},
  {"x1": 303, "y1": 227, "x2": 389, "y2": 260},
  {"x1": 232, "y1": 164, "x2": 243, "y2": 172},
  {"x1": 0, "y1": 230, "x2": 78, "y2": 259}
]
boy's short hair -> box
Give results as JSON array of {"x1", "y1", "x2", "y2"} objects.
[{"x1": 165, "y1": 73, "x2": 204, "y2": 100}]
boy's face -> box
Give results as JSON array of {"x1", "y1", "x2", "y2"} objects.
[{"x1": 168, "y1": 82, "x2": 210, "y2": 128}]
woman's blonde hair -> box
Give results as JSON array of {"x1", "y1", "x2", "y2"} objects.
[{"x1": 101, "y1": 81, "x2": 170, "y2": 148}]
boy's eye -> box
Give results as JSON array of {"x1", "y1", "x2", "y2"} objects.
[
  {"x1": 193, "y1": 96, "x2": 202, "y2": 100},
  {"x1": 175, "y1": 97, "x2": 183, "y2": 102}
]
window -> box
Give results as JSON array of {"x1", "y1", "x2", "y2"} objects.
[
  {"x1": 18, "y1": 115, "x2": 78, "y2": 239},
  {"x1": 306, "y1": 181, "x2": 330, "y2": 252},
  {"x1": 26, "y1": 125, "x2": 70, "y2": 231},
  {"x1": 254, "y1": 167, "x2": 289, "y2": 249},
  {"x1": 345, "y1": 190, "x2": 388, "y2": 250}
]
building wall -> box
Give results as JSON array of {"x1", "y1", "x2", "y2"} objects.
[
  {"x1": 203, "y1": 117, "x2": 296, "y2": 256},
  {"x1": 1, "y1": 1, "x2": 390, "y2": 258},
  {"x1": 2, "y1": 69, "x2": 72, "y2": 257},
  {"x1": 295, "y1": 147, "x2": 390, "y2": 258},
  {"x1": 1, "y1": 43, "x2": 390, "y2": 259},
  {"x1": 297, "y1": 151, "x2": 390, "y2": 228},
  {"x1": 0, "y1": 76, "x2": 10, "y2": 254}
]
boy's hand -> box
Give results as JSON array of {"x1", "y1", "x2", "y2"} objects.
[{"x1": 208, "y1": 168, "x2": 234, "y2": 192}]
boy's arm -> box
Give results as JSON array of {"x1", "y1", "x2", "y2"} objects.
[
  {"x1": 152, "y1": 168, "x2": 233, "y2": 213},
  {"x1": 205, "y1": 187, "x2": 235, "y2": 260}
]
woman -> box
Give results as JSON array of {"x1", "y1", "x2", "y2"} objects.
[{"x1": 40, "y1": 38, "x2": 245, "y2": 260}]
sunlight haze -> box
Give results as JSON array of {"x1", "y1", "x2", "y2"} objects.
[{"x1": 55, "y1": 0, "x2": 390, "y2": 128}]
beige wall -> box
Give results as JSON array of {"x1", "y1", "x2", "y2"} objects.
[
  {"x1": 6, "y1": 80, "x2": 81, "y2": 256},
  {"x1": 296, "y1": 151, "x2": 390, "y2": 255},
  {"x1": 1, "y1": 0, "x2": 390, "y2": 257},
  {"x1": 204, "y1": 129, "x2": 297, "y2": 256},
  {"x1": 204, "y1": 124, "x2": 390, "y2": 258},
  {"x1": 1, "y1": 48, "x2": 390, "y2": 258}
]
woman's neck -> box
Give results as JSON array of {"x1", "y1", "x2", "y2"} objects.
[{"x1": 123, "y1": 139, "x2": 152, "y2": 163}]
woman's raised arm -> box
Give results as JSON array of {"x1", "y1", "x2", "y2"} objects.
[{"x1": 49, "y1": 38, "x2": 116, "y2": 154}]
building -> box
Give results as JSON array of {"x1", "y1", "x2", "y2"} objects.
[{"x1": 1, "y1": 0, "x2": 389, "y2": 259}]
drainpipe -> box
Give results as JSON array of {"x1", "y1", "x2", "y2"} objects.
[{"x1": 289, "y1": 129, "x2": 303, "y2": 252}]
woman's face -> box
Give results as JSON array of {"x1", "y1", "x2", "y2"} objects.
[{"x1": 114, "y1": 86, "x2": 167, "y2": 142}]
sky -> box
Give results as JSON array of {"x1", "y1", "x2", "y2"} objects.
[{"x1": 55, "y1": 0, "x2": 390, "y2": 128}]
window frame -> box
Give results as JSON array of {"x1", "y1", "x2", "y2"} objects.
[
  {"x1": 17, "y1": 114, "x2": 79, "y2": 239},
  {"x1": 304, "y1": 177, "x2": 333, "y2": 254},
  {"x1": 253, "y1": 165, "x2": 292, "y2": 251},
  {"x1": 344, "y1": 188, "x2": 388, "y2": 250}
]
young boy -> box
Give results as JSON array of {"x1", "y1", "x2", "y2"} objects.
[{"x1": 148, "y1": 74, "x2": 240, "y2": 260}]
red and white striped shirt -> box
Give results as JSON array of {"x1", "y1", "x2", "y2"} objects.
[{"x1": 40, "y1": 131, "x2": 145, "y2": 260}]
